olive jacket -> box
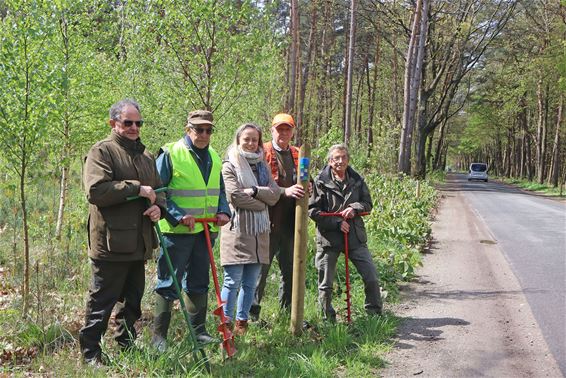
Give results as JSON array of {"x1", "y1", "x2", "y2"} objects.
[
  {"x1": 83, "y1": 131, "x2": 165, "y2": 261},
  {"x1": 308, "y1": 165, "x2": 372, "y2": 252}
]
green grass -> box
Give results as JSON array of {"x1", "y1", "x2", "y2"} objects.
[
  {"x1": 498, "y1": 177, "x2": 566, "y2": 197},
  {"x1": 0, "y1": 256, "x2": 399, "y2": 377},
  {"x1": 0, "y1": 171, "x2": 437, "y2": 376}
]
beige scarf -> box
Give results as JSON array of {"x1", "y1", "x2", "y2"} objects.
[{"x1": 228, "y1": 146, "x2": 270, "y2": 235}]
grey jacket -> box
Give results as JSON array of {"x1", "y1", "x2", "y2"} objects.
[{"x1": 308, "y1": 165, "x2": 372, "y2": 251}]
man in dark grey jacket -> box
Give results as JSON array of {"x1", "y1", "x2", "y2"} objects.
[
  {"x1": 80, "y1": 99, "x2": 165, "y2": 365},
  {"x1": 308, "y1": 144, "x2": 382, "y2": 321}
]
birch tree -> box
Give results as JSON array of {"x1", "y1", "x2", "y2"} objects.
[{"x1": 0, "y1": 1, "x2": 56, "y2": 313}]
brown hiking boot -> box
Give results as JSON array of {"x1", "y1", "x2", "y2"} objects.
[{"x1": 234, "y1": 320, "x2": 248, "y2": 336}]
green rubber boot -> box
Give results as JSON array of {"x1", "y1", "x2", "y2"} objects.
[
  {"x1": 152, "y1": 295, "x2": 172, "y2": 352},
  {"x1": 184, "y1": 292, "x2": 216, "y2": 345}
]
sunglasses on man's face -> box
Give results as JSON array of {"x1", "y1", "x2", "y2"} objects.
[
  {"x1": 120, "y1": 119, "x2": 144, "y2": 127},
  {"x1": 191, "y1": 126, "x2": 214, "y2": 135}
]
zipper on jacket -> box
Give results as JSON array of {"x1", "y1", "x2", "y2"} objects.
[{"x1": 255, "y1": 236, "x2": 260, "y2": 263}]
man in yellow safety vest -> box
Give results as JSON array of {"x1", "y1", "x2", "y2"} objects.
[{"x1": 152, "y1": 110, "x2": 230, "y2": 351}]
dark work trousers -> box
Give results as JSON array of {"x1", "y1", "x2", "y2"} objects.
[
  {"x1": 79, "y1": 259, "x2": 145, "y2": 361},
  {"x1": 155, "y1": 232, "x2": 214, "y2": 299},
  {"x1": 251, "y1": 228, "x2": 294, "y2": 314},
  {"x1": 315, "y1": 244, "x2": 382, "y2": 314}
]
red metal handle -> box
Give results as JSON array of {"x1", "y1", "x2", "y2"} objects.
[
  {"x1": 317, "y1": 212, "x2": 369, "y2": 323},
  {"x1": 319, "y1": 211, "x2": 370, "y2": 218},
  {"x1": 193, "y1": 217, "x2": 237, "y2": 357}
]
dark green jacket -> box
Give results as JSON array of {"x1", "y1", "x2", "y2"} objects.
[
  {"x1": 308, "y1": 165, "x2": 372, "y2": 251},
  {"x1": 83, "y1": 131, "x2": 165, "y2": 261}
]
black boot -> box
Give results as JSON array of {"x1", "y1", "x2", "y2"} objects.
[
  {"x1": 79, "y1": 331, "x2": 103, "y2": 365},
  {"x1": 318, "y1": 290, "x2": 336, "y2": 322},
  {"x1": 364, "y1": 281, "x2": 383, "y2": 316},
  {"x1": 185, "y1": 293, "x2": 216, "y2": 345},
  {"x1": 152, "y1": 295, "x2": 172, "y2": 352}
]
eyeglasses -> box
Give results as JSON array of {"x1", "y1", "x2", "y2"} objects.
[
  {"x1": 190, "y1": 126, "x2": 214, "y2": 135},
  {"x1": 119, "y1": 119, "x2": 144, "y2": 128},
  {"x1": 331, "y1": 155, "x2": 348, "y2": 162}
]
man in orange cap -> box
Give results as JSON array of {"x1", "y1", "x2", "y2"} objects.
[{"x1": 249, "y1": 113, "x2": 306, "y2": 321}]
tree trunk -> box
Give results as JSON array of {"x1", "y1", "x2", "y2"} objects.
[
  {"x1": 344, "y1": 0, "x2": 356, "y2": 146},
  {"x1": 21, "y1": 37, "x2": 31, "y2": 315},
  {"x1": 21, "y1": 151, "x2": 30, "y2": 315},
  {"x1": 410, "y1": 0, "x2": 429, "y2": 178},
  {"x1": 433, "y1": 119, "x2": 447, "y2": 170},
  {"x1": 296, "y1": 0, "x2": 318, "y2": 143},
  {"x1": 526, "y1": 131, "x2": 534, "y2": 181},
  {"x1": 55, "y1": 14, "x2": 70, "y2": 241},
  {"x1": 535, "y1": 77, "x2": 547, "y2": 183},
  {"x1": 321, "y1": 1, "x2": 334, "y2": 133},
  {"x1": 354, "y1": 69, "x2": 364, "y2": 143},
  {"x1": 518, "y1": 95, "x2": 528, "y2": 178},
  {"x1": 549, "y1": 96, "x2": 563, "y2": 186},
  {"x1": 398, "y1": 0, "x2": 424, "y2": 174},
  {"x1": 55, "y1": 163, "x2": 68, "y2": 240},
  {"x1": 391, "y1": 31, "x2": 401, "y2": 126},
  {"x1": 503, "y1": 127, "x2": 515, "y2": 177},
  {"x1": 288, "y1": 0, "x2": 299, "y2": 114},
  {"x1": 366, "y1": 29, "x2": 381, "y2": 151},
  {"x1": 440, "y1": 142, "x2": 449, "y2": 171},
  {"x1": 426, "y1": 129, "x2": 434, "y2": 169}
]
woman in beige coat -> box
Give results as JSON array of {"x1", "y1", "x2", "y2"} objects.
[{"x1": 220, "y1": 123, "x2": 280, "y2": 335}]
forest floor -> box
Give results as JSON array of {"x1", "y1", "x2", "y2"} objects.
[{"x1": 379, "y1": 183, "x2": 562, "y2": 377}]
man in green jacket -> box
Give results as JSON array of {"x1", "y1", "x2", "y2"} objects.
[{"x1": 80, "y1": 99, "x2": 166, "y2": 365}]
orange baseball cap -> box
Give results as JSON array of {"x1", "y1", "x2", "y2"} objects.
[{"x1": 272, "y1": 113, "x2": 296, "y2": 128}]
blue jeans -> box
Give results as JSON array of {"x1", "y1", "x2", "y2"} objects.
[
  {"x1": 155, "y1": 233, "x2": 215, "y2": 299},
  {"x1": 221, "y1": 264, "x2": 262, "y2": 321}
]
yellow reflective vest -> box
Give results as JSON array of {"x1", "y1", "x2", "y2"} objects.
[{"x1": 158, "y1": 139, "x2": 221, "y2": 234}]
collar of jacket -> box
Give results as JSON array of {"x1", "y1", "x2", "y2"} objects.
[
  {"x1": 111, "y1": 130, "x2": 145, "y2": 154},
  {"x1": 271, "y1": 139, "x2": 289, "y2": 152},
  {"x1": 317, "y1": 165, "x2": 362, "y2": 190}
]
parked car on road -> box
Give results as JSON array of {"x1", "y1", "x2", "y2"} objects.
[{"x1": 468, "y1": 163, "x2": 488, "y2": 182}]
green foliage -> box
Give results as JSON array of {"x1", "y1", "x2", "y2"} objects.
[
  {"x1": 0, "y1": 1, "x2": 57, "y2": 177},
  {"x1": 453, "y1": 1, "x2": 564, "y2": 174},
  {"x1": 499, "y1": 177, "x2": 565, "y2": 197},
  {"x1": 366, "y1": 174, "x2": 435, "y2": 247},
  {"x1": 310, "y1": 126, "x2": 344, "y2": 172},
  {"x1": 362, "y1": 173, "x2": 437, "y2": 291},
  {"x1": 15, "y1": 322, "x2": 73, "y2": 351}
]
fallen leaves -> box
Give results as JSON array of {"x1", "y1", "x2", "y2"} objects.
[{"x1": 0, "y1": 345, "x2": 39, "y2": 366}]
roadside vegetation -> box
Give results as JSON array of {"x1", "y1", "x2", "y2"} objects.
[{"x1": 497, "y1": 177, "x2": 566, "y2": 198}]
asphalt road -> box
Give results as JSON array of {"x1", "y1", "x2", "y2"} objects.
[
  {"x1": 381, "y1": 173, "x2": 564, "y2": 377},
  {"x1": 450, "y1": 173, "x2": 566, "y2": 375}
]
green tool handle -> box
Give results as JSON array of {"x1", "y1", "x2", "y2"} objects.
[
  {"x1": 131, "y1": 190, "x2": 209, "y2": 371},
  {"x1": 126, "y1": 186, "x2": 168, "y2": 201},
  {"x1": 153, "y1": 222, "x2": 203, "y2": 349}
]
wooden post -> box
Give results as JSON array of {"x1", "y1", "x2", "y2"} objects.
[
  {"x1": 416, "y1": 179, "x2": 421, "y2": 198},
  {"x1": 290, "y1": 144, "x2": 310, "y2": 335}
]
